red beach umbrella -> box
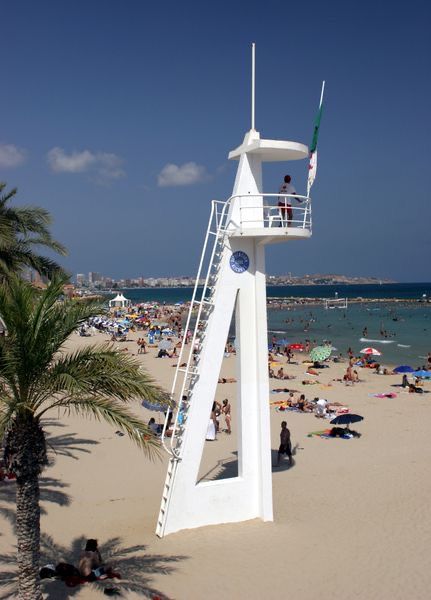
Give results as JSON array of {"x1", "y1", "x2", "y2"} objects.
[
  {"x1": 288, "y1": 343, "x2": 304, "y2": 351},
  {"x1": 360, "y1": 347, "x2": 382, "y2": 356}
]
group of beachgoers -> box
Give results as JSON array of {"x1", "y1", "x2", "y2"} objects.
[
  {"x1": 38, "y1": 538, "x2": 121, "y2": 593},
  {"x1": 206, "y1": 399, "x2": 231, "y2": 440},
  {"x1": 81, "y1": 300, "x2": 431, "y2": 452}
]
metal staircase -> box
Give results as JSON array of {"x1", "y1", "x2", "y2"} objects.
[{"x1": 156, "y1": 198, "x2": 231, "y2": 537}]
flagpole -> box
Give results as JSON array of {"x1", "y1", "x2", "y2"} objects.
[
  {"x1": 251, "y1": 42, "x2": 256, "y2": 131},
  {"x1": 319, "y1": 80, "x2": 325, "y2": 109}
]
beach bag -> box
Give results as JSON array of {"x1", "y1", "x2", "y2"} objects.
[{"x1": 39, "y1": 566, "x2": 57, "y2": 579}]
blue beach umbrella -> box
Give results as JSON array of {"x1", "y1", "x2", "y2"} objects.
[
  {"x1": 330, "y1": 414, "x2": 364, "y2": 426},
  {"x1": 141, "y1": 398, "x2": 175, "y2": 412},
  {"x1": 393, "y1": 365, "x2": 415, "y2": 374},
  {"x1": 412, "y1": 370, "x2": 431, "y2": 378}
]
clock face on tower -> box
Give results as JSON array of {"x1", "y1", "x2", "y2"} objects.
[{"x1": 229, "y1": 251, "x2": 250, "y2": 274}]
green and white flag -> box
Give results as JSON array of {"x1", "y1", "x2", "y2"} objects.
[{"x1": 307, "y1": 81, "x2": 325, "y2": 196}]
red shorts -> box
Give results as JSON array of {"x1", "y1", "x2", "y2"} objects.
[{"x1": 279, "y1": 204, "x2": 292, "y2": 220}]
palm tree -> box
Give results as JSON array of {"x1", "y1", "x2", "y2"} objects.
[
  {"x1": 0, "y1": 182, "x2": 67, "y2": 280},
  {"x1": 0, "y1": 276, "x2": 167, "y2": 600}
]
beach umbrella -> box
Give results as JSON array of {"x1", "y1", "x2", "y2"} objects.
[
  {"x1": 360, "y1": 347, "x2": 382, "y2": 356},
  {"x1": 393, "y1": 365, "x2": 415, "y2": 374},
  {"x1": 288, "y1": 343, "x2": 304, "y2": 351},
  {"x1": 412, "y1": 370, "x2": 431, "y2": 378},
  {"x1": 309, "y1": 345, "x2": 332, "y2": 362},
  {"x1": 330, "y1": 414, "x2": 364, "y2": 427},
  {"x1": 141, "y1": 398, "x2": 175, "y2": 412}
]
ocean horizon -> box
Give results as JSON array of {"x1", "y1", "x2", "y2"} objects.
[{"x1": 113, "y1": 282, "x2": 431, "y2": 304}]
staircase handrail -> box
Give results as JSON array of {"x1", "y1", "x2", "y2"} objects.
[{"x1": 160, "y1": 195, "x2": 233, "y2": 456}]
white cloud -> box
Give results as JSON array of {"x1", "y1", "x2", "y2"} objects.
[
  {"x1": 157, "y1": 161, "x2": 209, "y2": 187},
  {"x1": 47, "y1": 147, "x2": 125, "y2": 181},
  {"x1": 95, "y1": 152, "x2": 125, "y2": 180},
  {"x1": 47, "y1": 147, "x2": 96, "y2": 173},
  {"x1": 0, "y1": 143, "x2": 26, "y2": 168}
]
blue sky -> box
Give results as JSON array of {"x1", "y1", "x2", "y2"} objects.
[{"x1": 1, "y1": 0, "x2": 430, "y2": 282}]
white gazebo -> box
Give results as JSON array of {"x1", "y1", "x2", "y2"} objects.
[{"x1": 108, "y1": 293, "x2": 131, "y2": 308}]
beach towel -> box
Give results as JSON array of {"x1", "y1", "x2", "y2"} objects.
[
  {"x1": 64, "y1": 572, "x2": 121, "y2": 588},
  {"x1": 307, "y1": 429, "x2": 352, "y2": 439},
  {"x1": 369, "y1": 392, "x2": 397, "y2": 398},
  {"x1": 307, "y1": 429, "x2": 331, "y2": 438},
  {"x1": 206, "y1": 419, "x2": 216, "y2": 440}
]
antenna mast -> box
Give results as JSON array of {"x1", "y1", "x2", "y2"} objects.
[{"x1": 251, "y1": 42, "x2": 256, "y2": 131}]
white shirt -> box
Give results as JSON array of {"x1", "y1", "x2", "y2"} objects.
[
  {"x1": 279, "y1": 182, "x2": 296, "y2": 200},
  {"x1": 316, "y1": 398, "x2": 327, "y2": 408}
]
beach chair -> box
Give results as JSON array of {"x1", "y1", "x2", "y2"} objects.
[{"x1": 268, "y1": 206, "x2": 283, "y2": 227}]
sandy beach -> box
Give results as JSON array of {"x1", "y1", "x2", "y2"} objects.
[{"x1": 1, "y1": 326, "x2": 431, "y2": 600}]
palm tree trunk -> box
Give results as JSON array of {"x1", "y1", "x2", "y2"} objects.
[
  {"x1": 5, "y1": 416, "x2": 47, "y2": 600},
  {"x1": 16, "y1": 474, "x2": 43, "y2": 600}
]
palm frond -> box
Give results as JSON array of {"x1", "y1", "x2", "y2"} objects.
[
  {"x1": 0, "y1": 183, "x2": 67, "y2": 279},
  {"x1": 34, "y1": 345, "x2": 166, "y2": 412},
  {"x1": 46, "y1": 397, "x2": 161, "y2": 459}
]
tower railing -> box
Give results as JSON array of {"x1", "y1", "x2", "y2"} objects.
[{"x1": 213, "y1": 193, "x2": 311, "y2": 232}]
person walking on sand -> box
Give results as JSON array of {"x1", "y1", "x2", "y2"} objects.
[
  {"x1": 277, "y1": 421, "x2": 293, "y2": 466},
  {"x1": 278, "y1": 175, "x2": 300, "y2": 226}
]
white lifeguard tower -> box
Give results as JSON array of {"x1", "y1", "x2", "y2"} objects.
[{"x1": 156, "y1": 46, "x2": 319, "y2": 537}]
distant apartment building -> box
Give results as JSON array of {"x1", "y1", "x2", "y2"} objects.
[
  {"x1": 76, "y1": 273, "x2": 86, "y2": 286},
  {"x1": 88, "y1": 272, "x2": 101, "y2": 285},
  {"x1": 145, "y1": 278, "x2": 158, "y2": 287}
]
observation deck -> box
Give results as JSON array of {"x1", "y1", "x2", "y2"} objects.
[{"x1": 213, "y1": 193, "x2": 312, "y2": 245}]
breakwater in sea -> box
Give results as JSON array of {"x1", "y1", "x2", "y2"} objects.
[{"x1": 113, "y1": 282, "x2": 431, "y2": 305}]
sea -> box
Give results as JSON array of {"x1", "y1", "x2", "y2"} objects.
[{"x1": 112, "y1": 283, "x2": 431, "y2": 367}]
